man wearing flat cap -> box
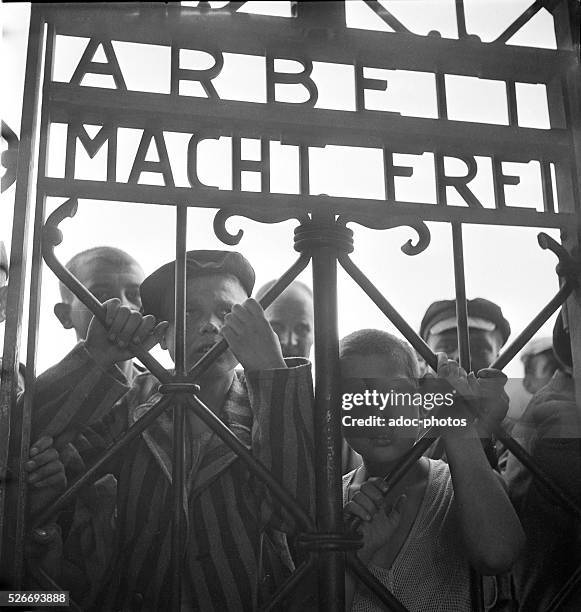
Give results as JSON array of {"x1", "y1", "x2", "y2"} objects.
[
  {"x1": 26, "y1": 250, "x2": 315, "y2": 610},
  {"x1": 420, "y1": 297, "x2": 511, "y2": 374}
]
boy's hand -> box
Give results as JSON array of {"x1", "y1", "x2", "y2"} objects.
[
  {"x1": 344, "y1": 478, "x2": 407, "y2": 564},
  {"x1": 221, "y1": 298, "x2": 286, "y2": 371},
  {"x1": 436, "y1": 352, "x2": 480, "y2": 438},
  {"x1": 436, "y1": 354, "x2": 509, "y2": 438},
  {"x1": 85, "y1": 298, "x2": 168, "y2": 367},
  {"x1": 25, "y1": 436, "x2": 67, "y2": 517}
]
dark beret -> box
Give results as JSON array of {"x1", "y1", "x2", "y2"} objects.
[
  {"x1": 420, "y1": 297, "x2": 511, "y2": 346},
  {"x1": 141, "y1": 250, "x2": 255, "y2": 318}
]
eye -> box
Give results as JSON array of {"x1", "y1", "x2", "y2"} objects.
[
  {"x1": 295, "y1": 323, "x2": 311, "y2": 337},
  {"x1": 93, "y1": 291, "x2": 112, "y2": 303},
  {"x1": 218, "y1": 306, "x2": 231, "y2": 320},
  {"x1": 126, "y1": 289, "x2": 142, "y2": 306},
  {"x1": 186, "y1": 308, "x2": 202, "y2": 320}
]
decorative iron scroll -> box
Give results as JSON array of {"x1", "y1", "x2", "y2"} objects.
[{"x1": 1, "y1": 122, "x2": 19, "y2": 193}]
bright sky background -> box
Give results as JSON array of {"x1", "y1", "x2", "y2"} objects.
[{"x1": 0, "y1": 1, "x2": 570, "y2": 414}]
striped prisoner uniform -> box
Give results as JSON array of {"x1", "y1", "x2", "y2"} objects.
[{"x1": 31, "y1": 343, "x2": 315, "y2": 611}]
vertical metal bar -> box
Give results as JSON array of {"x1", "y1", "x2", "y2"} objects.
[
  {"x1": 171, "y1": 203, "x2": 187, "y2": 608},
  {"x1": 551, "y1": 0, "x2": 581, "y2": 410},
  {"x1": 0, "y1": 5, "x2": 46, "y2": 587},
  {"x1": 310, "y1": 212, "x2": 343, "y2": 611},
  {"x1": 451, "y1": 222, "x2": 471, "y2": 372},
  {"x1": 451, "y1": 222, "x2": 485, "y2": 612},
  {"x1": 10, "y1": 20, "x2": 55, "y2": 587}
]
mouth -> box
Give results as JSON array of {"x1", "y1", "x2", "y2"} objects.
[
  {"x1": 190, "y1": 342, "x2": 219, "y2": 360},
  {"x1": 368, "y1": 432, "x2": 395, "y2": 446}
]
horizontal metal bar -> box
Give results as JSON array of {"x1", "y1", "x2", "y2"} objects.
[
  {"x1": 39, "y1": 4, "x2": 574, "y2": 83},
  {"x1": 46, "y1": 84, "x2": 573, "y2": 162},
  {"x1": 492, "y1": 281, "x2": 573, "y2": 370},
  {"x1": 259, "y1": 557, "x2": 315, "y2": 612},
  {"x1": 40, "y1": 178, "x2": 577, "y2": 230},
  {"x1": 347, "y1": 553, "x2": 410, "y2": 612},
  {"x1": 183, "y1": 393, "x2": 314, "y2": 531},
  {"x1": 32, "y1": 395, "x2": 174, "y2": 527}
]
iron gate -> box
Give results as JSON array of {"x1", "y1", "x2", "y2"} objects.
[{"x1": 1, "y1": 2, "x2": 581, "y2": 610}]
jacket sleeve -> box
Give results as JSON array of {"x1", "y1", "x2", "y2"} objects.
[
  {"x1": 29, "y1": 341, "x2": 132, "y2": 477},
  {"x1": 245, "y1": 358, "x2": 315, "y2": 534}
]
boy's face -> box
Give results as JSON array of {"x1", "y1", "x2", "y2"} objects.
[
  {"x1": 340, "y1": 353, "x2": 420, "y2": 466},
  {"x1": 265, "y1": 285, "x2": 314, "y2": 358},
  {"x1": 55, "y1": 257, "x2": 144, "y2": 341},
  {"x1": 160, "y1": 274, "x2": 247, "y2": 376}
]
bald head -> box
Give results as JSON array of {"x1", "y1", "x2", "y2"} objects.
[
  {"x1": 55, "y1": 246, "x2": 144, "y2": 341},
  {"x1": 256, "y1": 280, "x2": 314, "y2": 358}
]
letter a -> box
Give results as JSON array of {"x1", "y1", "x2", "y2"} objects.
[{"x1": 71, "y1": 39, "x2": 127, "y2": 90}]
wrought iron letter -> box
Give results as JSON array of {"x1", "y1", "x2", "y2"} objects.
[
  {"x1": 383, "y1": 149, "x2": 414, "y2": 202},
  {"x1": 232, "y1": 137, "x2": 270, "y2": 192},
  {"x1": 186, "y1": 132, "x2": 219, "y2": 190},
  {"x1": 170, "y1": 46, "x2": 224, "y2": 99},
  {"x1": 65, "y1": 123, "x2": 117, "y2": 181},
  {"x1": 434, "y1": 152, "x2": 483, "y2": 208},
  {"x1": 128, "y1": 129, "x2": 175, "y2": 187},
  {"x1": 70, "y1": 39, "x2": 127, "y2": 90},
  {"x1": 354, "y1": 63, "x2": 389, "y2": 113},
  {"x1": 266, "y1": 56, "x2": 318, "y2": 106},
  {"x1": 492, "y1": 156, "x2": 522, "y2": 210}
]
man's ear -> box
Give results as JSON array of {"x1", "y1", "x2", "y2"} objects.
[{"x1": 54, "y1": 302, "x2": 74, "y2": 329}]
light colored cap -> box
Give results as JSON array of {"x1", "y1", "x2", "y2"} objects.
[
  {"x1": 520, "y1": 337, "x2": 553, "y2": 361},
  {"x1": 428, "y1": 316, "x2": 496, "y2": 337}
]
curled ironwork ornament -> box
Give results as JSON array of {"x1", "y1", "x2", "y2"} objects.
[
  {"x1": 337, "y1": 212, "x2": 431, "y2": 256},
  {"x1": 1, "y1": 122, "x2": 19, "y2": 193},
  {"x1": 213, "y1": 207, "x2": 310, "y2": 246}
]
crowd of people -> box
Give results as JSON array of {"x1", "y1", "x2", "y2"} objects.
[{"x1": 0, "y1": 240, "x2": 579, "y2": 611}]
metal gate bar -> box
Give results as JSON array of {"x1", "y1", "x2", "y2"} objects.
[
  {"x1": 171, "y1": 202, "x2": 188, "y2": 606},
  {"x1": 0, "y1": 7, "x2": 46, "y2": 587},
  {"x1": 451, "y1": 222, "x2": 485, "y2": 612}
]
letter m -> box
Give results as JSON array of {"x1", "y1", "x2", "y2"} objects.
[{"x1": 65, "y1": 123, "x2": 117, "y2": 181}]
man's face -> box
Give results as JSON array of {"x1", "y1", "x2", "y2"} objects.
[
  {"x1": 426, "y1": 327, "x2": 502, "y2": 373},
  {"x1": 56, "y1": 258, "x2": 144, "y2": 341},
  {"x1": 265, "y1": 285, "x2": 314, "y2": 358},
  {"x1": 340, "y1": 353, "x2": 419, "y2": 466},
  {"x1": 161, "y1": 274, "x2": 247, "y2": 376},
  {"x1": 524, "y1": 352, "x2": 556, "y2": 395},
  {"x1": 0, "y1": 269, "x2": 7, "y2": 324}
]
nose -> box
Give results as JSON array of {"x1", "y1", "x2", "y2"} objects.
[{"x1": 199, "y1": 314, "x2": 221, "y2": 334}]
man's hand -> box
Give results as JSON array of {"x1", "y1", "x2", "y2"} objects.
[
  {"x1": 344, "y1": 478, "x2": 406, "y2": 564},
  {"x1": 221, "y1": 298, "x2": 286, "y2": 371},
  {"x1": 85, "y1": 298, "x2": 168, "y2": 367}
]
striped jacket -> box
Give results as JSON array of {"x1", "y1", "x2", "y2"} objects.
[{"x1": 31, "y1": 343, "x2": 315, "y2": 611}]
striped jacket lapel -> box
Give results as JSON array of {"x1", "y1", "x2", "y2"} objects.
[{"x1": 128, "y1": 370, "x2": 253, "y2": 495}]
